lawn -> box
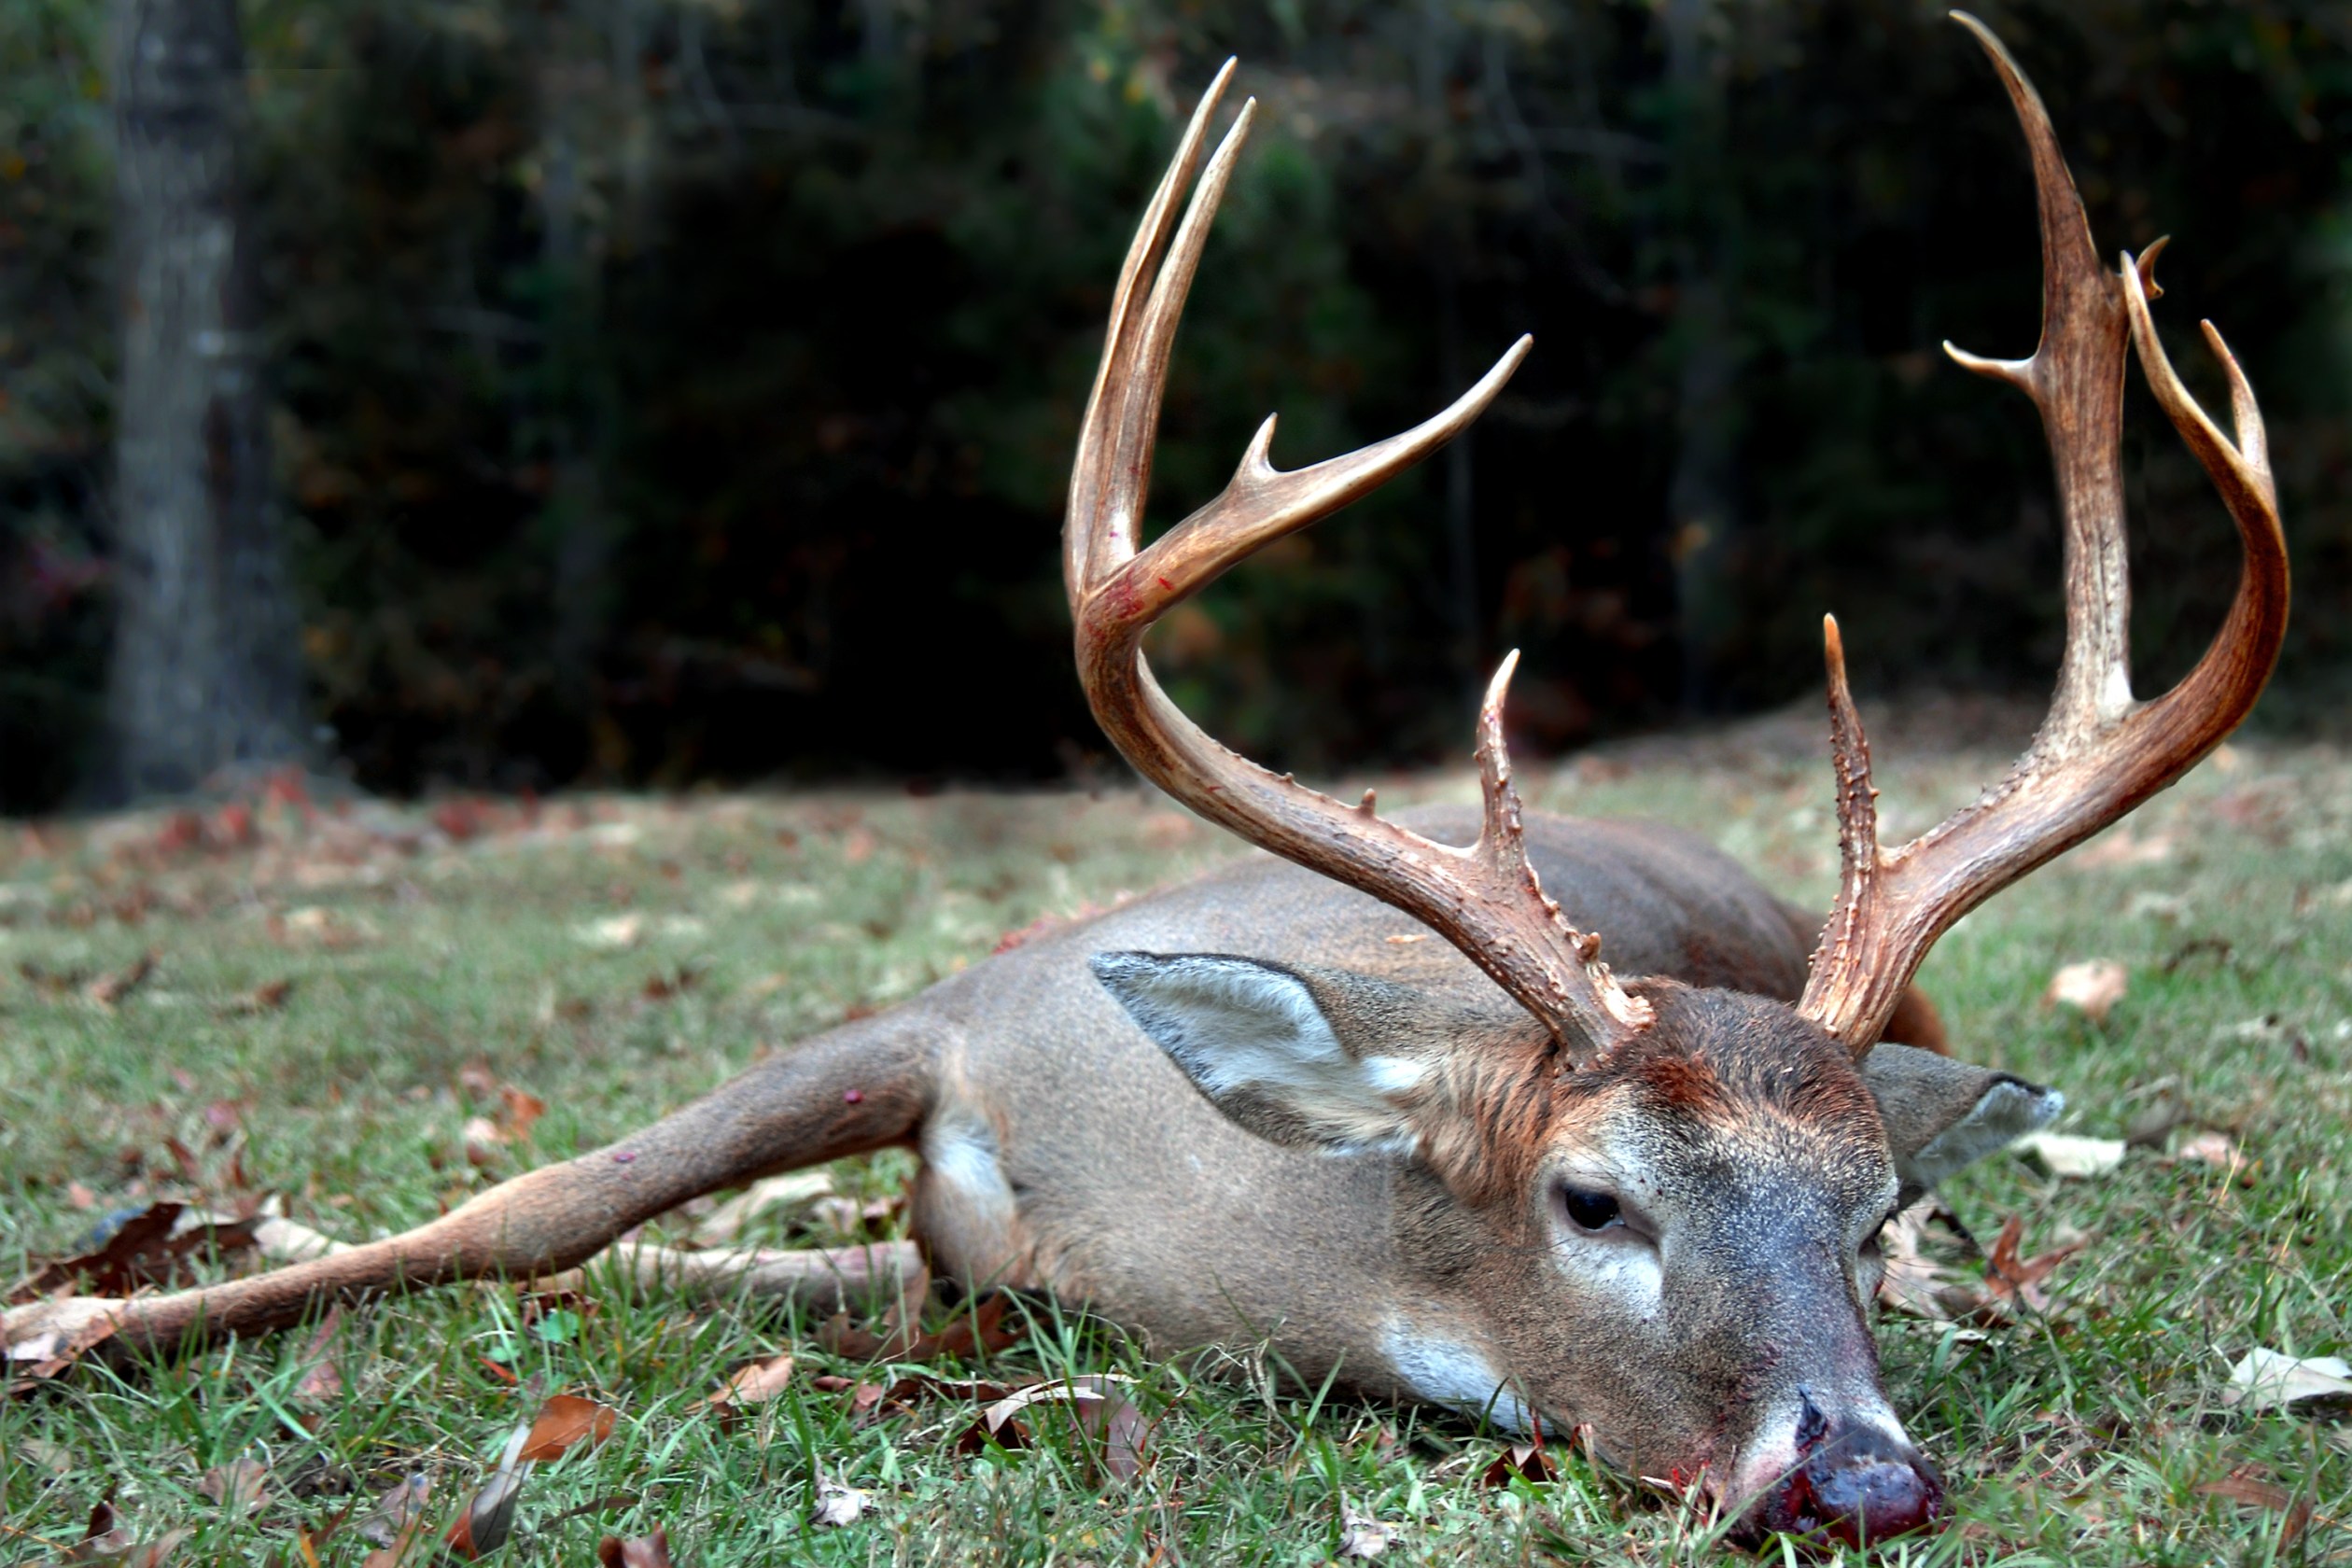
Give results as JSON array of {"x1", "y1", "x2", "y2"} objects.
[{"x1": 3, "y1": 707, "x2": 2348, "y2": 1564}]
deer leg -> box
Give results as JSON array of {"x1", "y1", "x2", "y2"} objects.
[
  {"x1": 3, "y1": 1009, "x2": 936, "y2": 1358},
  {"x1": 536, "y1": 1239, "x2": 925, "y2": 1317}
]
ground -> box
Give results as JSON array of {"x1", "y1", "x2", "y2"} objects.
[{"x1": 3, "y1": 705, "x2": 2348, "y2": 1564}]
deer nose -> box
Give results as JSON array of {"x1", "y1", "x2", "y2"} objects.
[{"x1": 1749, "y1": 1403, "x2": 1945, "y2": 1548}]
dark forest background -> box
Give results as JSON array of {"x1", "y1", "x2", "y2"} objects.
[{"x1": 5, "y1": 0, "x2": 2350, "y2": 812}]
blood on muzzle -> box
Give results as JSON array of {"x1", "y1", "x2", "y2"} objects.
[{"x1": 1741, "y1": 1392, "x2": 1946, "y2": 1549}]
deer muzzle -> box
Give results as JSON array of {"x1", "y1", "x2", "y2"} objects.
[{"x1": 1731, "y1": 1389, "x2": 1945, "y2": 1549}]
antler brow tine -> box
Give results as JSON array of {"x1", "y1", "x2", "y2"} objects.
[{"x1": 1064, "y1": 68, "x2": 1646, "y2": 1059}]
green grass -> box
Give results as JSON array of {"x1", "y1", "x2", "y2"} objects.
[{"x1": 3, "y1": 723, "x2": 2349, "y2": 1564}]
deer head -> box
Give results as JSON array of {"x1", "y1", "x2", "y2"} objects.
[{"x1": 1064, "y1": 15, "x2": 2285, "y2": 1548}]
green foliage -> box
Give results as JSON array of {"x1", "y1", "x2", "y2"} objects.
[
  {"x1": 0, "y1": 0, "x2": 112, "y2": 807},
  {"x1": 4, "y1": 0, "x2": 2352, "y2": 808}
]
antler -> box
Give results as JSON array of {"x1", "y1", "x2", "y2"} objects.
[
  {"x1": 1065, "y1": 63, "x2": 1652, "y2": 1059},
  {"x1": 1799, "y1": 12, "x2": 2289, "y2": 1055}
]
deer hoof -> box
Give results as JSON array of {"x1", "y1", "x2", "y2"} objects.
[{"x1": 3, "y1": 1295, "x2": 130, "y2": 1365}]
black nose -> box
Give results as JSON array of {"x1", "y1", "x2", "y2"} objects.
[{"x1": 1749, "y1": 1418, "x2": 1945, "y2": 1549}]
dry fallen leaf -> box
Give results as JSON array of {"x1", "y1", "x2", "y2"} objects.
[
  {"x1": 7, "y1": 1201, "x2": 259, "y2": 1306},
  {"x1": 2017, "y1": 1130, "x2": 2128, "y2": 1179},
  {"x1": 640, "y1": 965, "x2": 703, "y2": 1001},
  {"x1": 460, "y1": 1116, "x2": 508, "y2": 1169},
  {"x1": 199, "y1": 1454, "x2": 271, "y2": 1516},
  {"x1": 2196, "y1": 1468, "x2": 2315, "y2": 1545},
  {"x1": 812, "y1": 1371, "x2": 1010, "y2": 1430},
  {"x1": 444, "y1": 1423, "x2": 531, "y2": 1561},
  {"x1": 1337, "y1": 1505, "x2": 1399, "y2": 1559},
  {"x1": 83, "y1": 951, "x2": 159, "y2": 1011},
  {"x1": 955, "y1": 1374, "x2": 1146, "y2": 1482},
  {"x1": 54, "y1": 1499, "x2": 128, "y2": 1562},
  {"x1": 462, "y1": 1084, "x2": 549, "y2": 1167},
  {"x1": 288, "y1": 1498, "x2": 360, "y2": 1568},
  {"x1": 573, "y1": 914, "x2": 645, "y2": 950},
  {"x1": 78, "y1": 1527, "x2": 187, "y2": 1565},
  {"x1": 1879, "y1": 1204, "x2": 2080, "y2": 1327},
  {"x1": 293, "y1": 1305, "x2": 346, "y2": 1401},
  {"x1": 812, "y1": 1477, "x2": 871, "y2": 1527},
  {"x1": 596, "y1": 1529, "x2": 675, "y2": 1568},
  {"x1": 272, "y1": 906, "x2": 375, "y2": 949},
  {"x1": 1075, "y1": 1381, "x2": 1147, "y2": 1482},
  {"x1": 220, "y1": 977, "x2": 294, "y2": 1016},
  {"x1": 519, "y1": 1393, "x2": 618, "y2": 1461},
  {"x1": 1980, "y1": 1214, "x2": 2084, "y2": 1319},
  {"x1": 2044, "y1": 959, "x2": 2128, "y2": 1023},
  {"x1": 819, "y1": 1288, "x2": 1022, "y2": 1364},
  {"x1": 2223, "y1": 1348, "x2": 2352, "y2": 1416},
  {"x1": 497, "y1": 1085, "x2": 546, "y2": 1141},
  {"x1": 17, "y1": 959, "x2": 88, "y2": 1000},
  {"x1": 355, "y1": 1473, "x2": 433, "y2": 1566},
  {"x1": 708, "y1": 1352, "x2": 795, "y2": 1409},
  {"x1": 43, "y1": 1500, "x2": 190, "y2": 1566},
  {"x1": 2176, "y1": 1130, "x2": 2247, "y2": 1179},
  {"x1": 1875, "y1": 1201, "x2": 1963, "y2": 1323},
  {"x1": 1480, "y1": 1439, "x2": 1560, "y2": 1489}
]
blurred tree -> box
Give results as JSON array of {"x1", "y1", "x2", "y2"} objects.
[
  {"x1": 2, "y1": 0, "x2": 2347, "y2": 811},
  {"x1": 1658, "y1": 0, "x2": 1741, "y2": 711},
  {"x1": 101, "y1": 0, "x2": 303, "y2": 799}
]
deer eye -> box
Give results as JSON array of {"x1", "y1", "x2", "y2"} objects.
[{"x1": 1560, "y1": 1185, "x2": 1624, "y2": 1232}]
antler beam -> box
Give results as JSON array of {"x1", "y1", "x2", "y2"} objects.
[
  {"x1": 1065, "y1": 64, "x2": 1651, "y2": 1059},
  {"x1": 1799, "y1": 12, "x2": 2290, "y2": 1055}
]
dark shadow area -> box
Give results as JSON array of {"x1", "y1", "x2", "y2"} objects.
[{"x1": 4, "y1": 1, "x2": 2347, "y2": 810}]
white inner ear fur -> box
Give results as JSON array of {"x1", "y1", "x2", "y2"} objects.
[
  {"x1": 1902, "y1": 1078, "x2": 2064, "y2": 1196},
  {"x1": 1090, "y1": 953, "x2": 1421, "y2": 1153}
]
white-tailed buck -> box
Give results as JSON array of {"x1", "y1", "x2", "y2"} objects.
[{"x1": 5, "y1": 13, "x2": 2287, "y2": 1547}]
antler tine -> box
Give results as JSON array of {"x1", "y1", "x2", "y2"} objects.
[
  {"x1": 2119, "y1": 260, "x2": 2291, "y2": 767},
  {"x1": 1798, "y1": 14, "x2": 2289, "y2": 1055},
  {"x1": 1065, "y1": 69, "x2": 1647, "y2": 1058},
  {"x1": 1065, "y1": 57, "x2": 1239, "y2": 607},
  {"x1": 1474, "y1": 652, "x2": 1654, "y2": 1032},
  {"x1": 1807, "y1": 616, "x2": 1884, "y2": 995},
  {"x1": 1941, "y1": 9, "x2": 2134, "y2": 738}
]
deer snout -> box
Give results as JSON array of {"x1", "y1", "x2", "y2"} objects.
[{"x1": 1732, "y1": 1392, "x2": 1944, "y2": 1549}]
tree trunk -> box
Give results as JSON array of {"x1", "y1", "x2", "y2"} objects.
[
  {"x1": 1660, "y1": 0, "x2": 1742, "y2": 715},
  {"x1": 103, "y1": 0, "x2": 303, "y2": 801}
]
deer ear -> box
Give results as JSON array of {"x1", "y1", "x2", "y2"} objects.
[
  {"x1": 1859, "y1": 1043, "x2": 2064, "y2": 1203},
  {"x1": 1089, "y1": 951, "x2": 1449, "y2": 1156}
]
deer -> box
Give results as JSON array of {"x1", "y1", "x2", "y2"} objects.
[{"x1": 4, "y1": 14, "x2": 2286, "y2": 1548}]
